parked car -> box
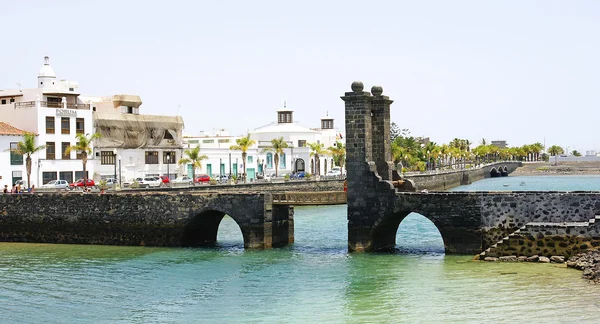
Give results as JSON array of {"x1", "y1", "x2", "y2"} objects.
[
  {"x1": 195, "y1": 174, "x2": 211, "y2": 183},
  {"x1": 42, "y1": 180, "x2": 70, "y2": 190},
  {"x1": 101, "y1": 178, "x2": 117, "y2": 188},
  {"x1": 216, "y1": 175, "x2": 230, "y2": 183},
  {"x1": 69, "y1": 179, "x2": 95, "y2": 189},
  {"x1": 123, "y1": 177, "x2": 144, "y2": 188},
  {"x1": 159, "y1": 176, "x2": 170, "y2": 184},
  {"x1": 172, "y1": 176, "x2": 193, "y2": 185},
  {"x1": 139, "y1": 177, "x2": 164, "y2": 188},
  {"x1": 291, "y1": 171, "x2": 306, "y2": 179},
  {"x1": 326, "y1": 170, "x2": 342, "y2": 177}
]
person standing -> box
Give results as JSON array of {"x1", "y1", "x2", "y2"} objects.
[{"x1": 3, "y1": 185, "x2": 8, "y2": 194}]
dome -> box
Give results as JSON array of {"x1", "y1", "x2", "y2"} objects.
[{"x1": 38, "y1": 56, "x2": 56, "y2": 78}]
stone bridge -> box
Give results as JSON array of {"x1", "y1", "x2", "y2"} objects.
[
  {"x1": 342, "y1": 81, "x2": 600, "y2": 256},
  {"x1": 0, "y1": 192, "x2": 293, "y2": 249}
]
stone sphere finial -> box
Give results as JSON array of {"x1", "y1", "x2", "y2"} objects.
[
  {"x1": 371, "y1": 85, "x2": 383, "y2": 96},
  {"x1": 351, "y1": 81, "x2": 364, "y2": 93}
]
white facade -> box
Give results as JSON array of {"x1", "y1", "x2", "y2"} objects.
[
  {"x1": 0, "y1": 57, "x2": 94, "y2": 186},
  {"x1": 183, "y1": 110, "x2": 344, "y2": 180},
  {"x1": 0, "y1": 123, "x2": 28, "y2": 189}
]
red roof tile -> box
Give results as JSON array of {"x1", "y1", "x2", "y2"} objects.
[{"x1": 0, "y1": 122, "x2": 28, "y2": 136}]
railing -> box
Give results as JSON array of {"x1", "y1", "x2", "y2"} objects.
[
  {"x1": 272, "y1": 191, "x2": 347, "y2": 205},
  {"x1": 14, "y1": 101, "x2": 90, "y2": 110}
]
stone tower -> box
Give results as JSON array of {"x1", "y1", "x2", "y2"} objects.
[{"x1": 341, "y1": 81, "x2": 398, "y2": 252}]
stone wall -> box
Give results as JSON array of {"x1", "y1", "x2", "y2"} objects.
[
  {"x1": 141, "y1": 179, "x2": 344, "y2": 193},
  {"x1": 0, "y1": 192, "x2": 293, "y2": 249},
  {"x1": 406, "y1": 162, "x2": 522, "y2": 191}
]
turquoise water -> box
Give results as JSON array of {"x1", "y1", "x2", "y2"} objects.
[{"x1": 1, "y1": 177, "x2": 600, "y2": 323}]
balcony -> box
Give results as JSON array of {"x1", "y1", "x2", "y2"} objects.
[{"x1": 14, "y1": 101, "x2": 90, "y2": 110}]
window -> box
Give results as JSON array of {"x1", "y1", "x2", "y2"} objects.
[
  {"x1": 202, "y1": 139, "x2": 214, "y2": 144},
  {"x1": 280, "y1": 153, "x2": 286, "y2": 168},
  {"x1": 101, "y1": 151, "x2": 116, "y2": 165},
  {"x1": 76, "y1": 118, "x2": 84, "y2": 134},
  {"x1": 12, "y1": 171, "x2": 22, "y2": 186},
  {"x1": 218, "y1": 139, "x2": 230, "y2": 143},
  {"x1": 61, "y1": 142, "x2": 70, "y2": 159},
  {"x1": 127, "y1": 106, "x2": 133, "y2": 114},
  {"x1": 1, "y1": 99, "x2": 6, "y2": 105},
  {"x1": 321, "y1": 120, "x2": 333, "y2": 129},
  {"x1": 163, "y1": 151, "x2": 176, "y2": 164},
  {"x1": 10, "y1": 142, "x2": 23, "y2": 165},
  {"x1": 248, "y1": 156, "x2": 253, "y2": 163},
  {"x1": 59, "y1": 171, "x2": 73, "y2": 184},
  {"x1": 75, "y1": 171, "x2": 88, "y2": 180},
  {"x1": 164, "y1": 130, "x2": 174, "y2": 140},
  {"x1": 46, "y1": 116, "x2": 55, "y2": 134},
  {"x1": 188, "y1": 140, "x2": 199, "y2": 144},
  {"x1": 266, "y1": 153, "x2": 273, "y2": 168},
  {"x1": 10, "y1": 98, "x2": 15, "y2": 103},
  {"x1": 61, "y1": 117, "x2": 70, "y2": 134},
  {"x1": 145, "y1": 151, "x2": 158, "y2": 164},
  {"x1": 278, "y1": 111, "x2": 292, "y2": 123},
  {"x1": 76, "y1": 150, "x2": 83, "y2": 160},
  {"x1": 42, "y1": 171, "x2": 58, "y2": 185},
  {"x1": 46, "y1": 142, "x2": 55, "y2": 160},
  {"x1": 298, "y1": 140, "x2": 306, "y2": 148}
]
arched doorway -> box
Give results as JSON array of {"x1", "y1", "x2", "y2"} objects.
[
  {"x1": 490, "y1": 167, "x2": 501, "y2": 177},
  {"x1": 295, "y1": 158, "x2": 305, "y2": 172},
  {"x1": 395, "y1": 212, "x2": 444, "y2": 254},
  {"x1": 181, "y1": 210, "x2": 244, "y2": 247}
]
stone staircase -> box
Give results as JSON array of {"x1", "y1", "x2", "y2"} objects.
[{"x1": 478, "y1": 215, "x2": 600, "y2": 260}]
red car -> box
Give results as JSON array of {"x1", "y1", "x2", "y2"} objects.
[
  {"x1": 69, "y1": 178, "x2": 95, "y2": 188},
  {"x1": 159, "y1": 176, "x2": 170, "y2": 184},
  {"x1": 195, "y1": 174, "x2": 210, "y2": 183}
]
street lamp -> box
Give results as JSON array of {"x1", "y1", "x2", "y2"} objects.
[
  {"x1": 228, "y1": 151, "x2": 232, "y2": 179},
  {"x1": 113, "y1": 149, "x2": 117, "y2": 191}
]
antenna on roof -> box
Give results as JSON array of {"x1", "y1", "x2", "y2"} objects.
[
  {"x1": 326, "y1": 110, "x2": 328, "y2": 116},
  {"x1": 284, "y1": 100, "x2": 286, "y2": 109}
]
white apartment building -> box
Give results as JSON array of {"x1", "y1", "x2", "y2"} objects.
[
  {"x1": 0, "y1": 122, "x2": 29, "y2": 188},
  {"x1": 85, "y1": 94, "x2": 184, "y2": 183},
  {"x1": 0, "y1": 57, "x2": 94, "y2": 186},
  {"x1": 183, "y1": 110, "x2": 343, "y2": 180}
]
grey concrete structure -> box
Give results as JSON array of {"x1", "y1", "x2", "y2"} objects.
[{"x1": 0, "y1": 192, "x2": 293, "y2": 249}]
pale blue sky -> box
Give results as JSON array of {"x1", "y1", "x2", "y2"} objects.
[{"x1": 2, "y1": 1, "x2": 598, "y2": 152}]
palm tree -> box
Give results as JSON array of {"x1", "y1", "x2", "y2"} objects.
[
  {"x1": 548, "y1": 145, "x2": 564, "y2": 165},
  {"x1": 178, "y1": 145, "x2": 208, "y2": 182},
  {"x1": 262, "y1": 137, "x2": 288, "y2": 177},
  {"x1": 6, "y1": 132, "x2": 45, "y2": 189},
  {"x1": 308, "y1": 142, "x2": 328, "y2": 177},
  {"x1": 66, "y1": 133, "x2": 101, "y2": 188},
  {"x1": 328, "y1": 141, "x2": 346, "y2": 174},
  {"x1": 230, "y1": 133, "x2": 256, "y2": 183}
]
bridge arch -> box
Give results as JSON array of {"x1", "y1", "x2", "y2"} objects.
[
  {"x1": 181, "y1": 207, "x2": 247, "y2": 247},
  {"x1": 501, "y1": 166, "x2": 509, "y2": 176},
  {"x1": 395, "y1": 213, "x2": 444, "y2": 253},
  {"x1": 369, "y1": 208, "x2": 481, "y2": 254},
  {"x1": 490, "y1": 167, "x2": 501, "y2": 177}
]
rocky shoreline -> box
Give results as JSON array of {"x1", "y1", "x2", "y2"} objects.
[
  {"x1": 512, "y1": 161, "x2": 600, "y2": 176},
  {"x1": 567, "y1": 251, "x2": 600, "y2": 283},
  {"x1": 482, "y1": 251, "x2": 600, "y2": 283}
]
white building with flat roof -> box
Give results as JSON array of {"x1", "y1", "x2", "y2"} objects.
[
  {"x1": 183, "y1": 110, "x2": 344, "y2": 180},
  {"x1": 0, "y1": 57, "x2": 94, "y2": 186}
]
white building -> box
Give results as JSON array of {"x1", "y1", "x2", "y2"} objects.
[
  {"x1": 183, "y1": 110, "x2": 343, "y2": 180},
  {"x1": 85, "y1": 94, "x2": 184, "y2": 183},
  {"x1": 0, "y1": 57, "x2": 94, "y2": 186},
  {"x1": 0, "y1": 122, "x2": 29, "y2": 189}
]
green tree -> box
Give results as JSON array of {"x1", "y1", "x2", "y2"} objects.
[
  {"x1": 178, "y1": 145, "x2": 208, "y2": 182},
  {"x1": 230, "y1": 133, "x2": 256, "y2": 183},
  {"x1": 328, "y1": 141, "x2": 346, "y2": 174},
  {"x1": 262, "y1": 137, "x2": 288, "y2": 177},
  {"x1": 548, "y1": 145, "x2": 564, "y2": 165},
  {"x1": 572, "y1": 150, "x2": 582, "y2": 157},
  {"x1": 308, "y1": 142, "x2": 327, "y2": 176},
  {"x1": 66, "y1": 133, "x2": 101, "y2": 188},
  {"x1": 6, "y1": 132, "x2": 45, "y2": 188}
]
